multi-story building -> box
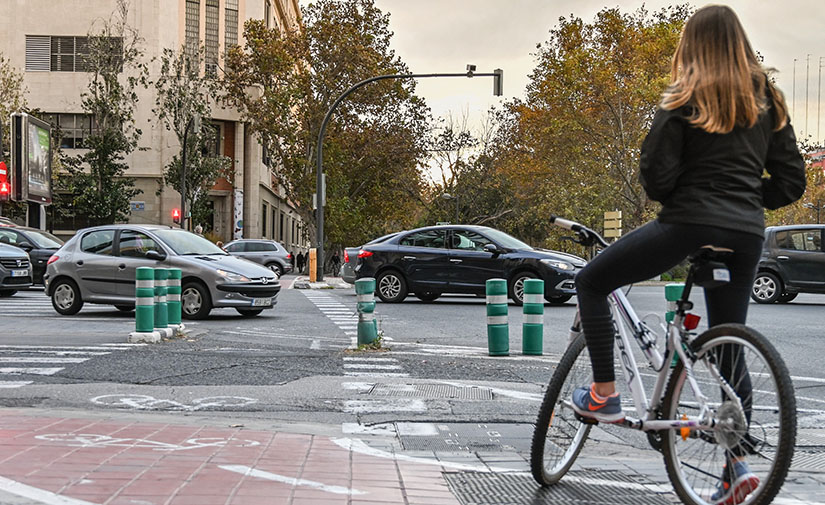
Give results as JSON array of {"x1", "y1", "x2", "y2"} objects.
[{"x1": 0, "y1": 0, "x2": 309, "y2": 253}]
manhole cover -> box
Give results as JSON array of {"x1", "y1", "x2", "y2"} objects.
[
  {"x1": 399, "y1": 423, "x2": 533, "y2": 452},
  {"x1": 444, "y1": 471, "x2": 674, "y2": 505},
  {"x1": 370, "y1": 383, "x2": 493, "y2": 400}
]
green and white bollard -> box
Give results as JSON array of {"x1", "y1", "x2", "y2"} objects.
[
  {"x1": 665, "y1": 283, "x2": 685, "y2": 367},
  {"x1": 129, "y1": 267, "x2": 160, "y2": 343},
  {"x1": 167, "y1": 268, "x2": 184, "y2": 334},
  {"x1": 355, "y1": 278, "x2": 378, "y2": 346},
  {"x1": 486, "y1": 278, "x2": 509, "y2": 356},
  {"x1": 154, "y1": 268, "x2": 173, "y2": 338},
  {"x1": 522, "y1": 279, "x2": 544, "y2": 355}
]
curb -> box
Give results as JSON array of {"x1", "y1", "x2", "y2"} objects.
[{"x1": 292, "y1": 276, "x2": 352, "y2": 290}]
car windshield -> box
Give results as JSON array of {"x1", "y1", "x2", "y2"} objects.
[
  {"x1": 153, "y1": 229, "x2": 227, "y2": 255},
  {"x1": 482, "y1": 228, "x2": 533, "y2": 250},
  {"x1": 24, "y1": 230, "x2": 64, "y2": 249}
]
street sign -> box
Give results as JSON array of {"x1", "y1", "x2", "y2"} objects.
[{"x1": 604, "y1": 210, "x2": 622, "y2": 239}]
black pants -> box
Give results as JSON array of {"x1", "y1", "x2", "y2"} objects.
[{"x1": 574, "y1": 220, "x2": 764, "y2": 384}]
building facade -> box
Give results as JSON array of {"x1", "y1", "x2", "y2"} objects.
[{"x1": 0, "y1": 0, "x2": 309, "y2": 253}]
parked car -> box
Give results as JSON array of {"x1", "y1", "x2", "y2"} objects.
[
  {"x1": 45, "y1": 225, "x2": 280, "y2": 319},
  {"x1": 0, "y1": 224, "x2": 64, "y2": 284},
  {"x1": 341, "y1": 233, "x2": 399, "y2": 284},
  {"x1": 223, "y1": 239, "x2": 293, "y2": 276},
  {"x1": 0, "y1": 243, "x2": 33, "y2": 296},
  {"x1": 751, "y1": 224, "x2": 825, "y2": 304},
  {"x1": 354, "y1": 225, "x2": 586, "y2": 305}
]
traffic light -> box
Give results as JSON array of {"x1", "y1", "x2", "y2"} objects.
[
  {"x1": 172, "y1": 208, "x2": 181, "y2": 224},
  {"x1": 0, "y1": 181, "x2": 9, "y2": 202}
]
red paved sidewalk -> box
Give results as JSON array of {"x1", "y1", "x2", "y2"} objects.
[{"x1": 0, "y1": 410, "x2": 460, "y2": 505}]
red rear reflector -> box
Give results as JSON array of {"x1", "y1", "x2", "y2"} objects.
[
  {"x1": 683, "y1": 313, "x2": 701, "y2": 330},
  {"x1": 357, "y1": 250, "x2": 373, "y2": 258},
  {"x1": 344, "y1": 250, "x2": 349, "y2": 263},
  {"x1": 47, "y1": 255, "x2": 59, "y2": 265},
  {"x1": 286, "y1": 253, "x2": 292, "y2": 259}
]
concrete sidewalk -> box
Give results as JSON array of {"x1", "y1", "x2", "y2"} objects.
[{"x1": 0, "y1": 409, "x2": 458, "y2": 505}]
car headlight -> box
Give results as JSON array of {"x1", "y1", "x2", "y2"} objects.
[
  {"x1": 216, "y1": 269, "x2": 250, "y2": 282},
  {"x1": 541, "y1": 259, "x2": 575, "y2": 271}
]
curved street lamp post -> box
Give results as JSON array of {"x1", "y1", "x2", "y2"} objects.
[{"x1": 315, "y1": 67, "x2": 503, "y2": 281}]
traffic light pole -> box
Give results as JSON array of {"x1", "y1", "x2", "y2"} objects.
[{"x1": 315, "y1": 68, "x2": 503, "y2": 281}]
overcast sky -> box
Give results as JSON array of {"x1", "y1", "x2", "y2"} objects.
[{"x1": 310, "y1": 0, "x2": 825, "y2": 143}]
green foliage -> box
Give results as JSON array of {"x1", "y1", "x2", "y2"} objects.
[
  {"x1": 154, "y1": 46, "x2": 232, "y2": 230},
  {"x1": 222, "y1": 0, "x2": 429, "y2": 248},
  {"x1": 0, "y1": 52, "x2": 27, "y2": 158},
  {"x1": 60, "y1": 0, "x2": 146, "y2": 225},
  {"x1": 765, "y1": 138, "x2": 825, "y2": 226}
]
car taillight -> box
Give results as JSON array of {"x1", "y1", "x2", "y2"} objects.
[
  {"x1": 344, "y1": 250, "x2": 350, "y2": 263},
  {"x1": 357, "y1": 250, "x2": 373, "y2": 258},
  {"x1": 47, "y1": 255, "x2": 59, "y2": 265},
  {"x1": 286, "y1": 253, "x2": 292, "y2": 259}
]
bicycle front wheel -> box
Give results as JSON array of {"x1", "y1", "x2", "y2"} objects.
[
  {"x1": 530, "y1": 334, "x2": 592, "y2": 485},
  {"x1": 662, "y1": 324, "x2": 796, "y2": 505}
]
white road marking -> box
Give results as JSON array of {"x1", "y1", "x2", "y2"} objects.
[
  {"x1": 0, "y1": 367, "x2": 63, "y2": 375},
  {"x1": 219, "y1": 465, "x2": 366, "y2": 495},
  {"x1": 0, "y1": 475, "x2": 100, "y2": 505},
  {"x1": 0, "y1": 381, "x2": 32, "y2": 388},
  {"x1": 0, "y1": 350, "x2": 110, "y2": 356},
  {"x1": 344, "y1": 364, "x2": 403, "y2": 370},
  {"x1": 343, "y1": 399, "x2": 426, "y2": 413},
  {"x1": 0, "y1": 357, "x2": 88, "y2": 363},
  {"x1": 344, "y1": 371, "x2": 410, "y2": 377},
  {"x1": 310, "y1": 340, "x2": 320, "y2": 350},
  {"x1": 343, "y1": 357, "x2": 397, "y2": 362},
  {"x1": 341, "y1": 382, "x2": 373, "y2": 391}
]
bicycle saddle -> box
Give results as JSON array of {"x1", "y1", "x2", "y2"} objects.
[
  {"x1": 688, "y1": 245, "x2": 734, "y2": 264},
  {"x1": 689, "y1": 245, "x2": 733, "y2": 288}
]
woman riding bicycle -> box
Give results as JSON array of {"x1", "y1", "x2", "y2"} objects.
[{"x1": 569, "y1": 5, "x2": 805, "y2": 504}]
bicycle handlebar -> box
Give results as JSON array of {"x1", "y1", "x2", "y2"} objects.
[{"x1": 549, "y1": 215, "x2": 611, "y2": 248}]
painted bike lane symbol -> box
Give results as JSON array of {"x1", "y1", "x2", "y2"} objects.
[
  {"x1": 90, "y1": 394, "x2": 258, "y2": 411},
  {"x1": 34, "y1": 434, "x2": 261, "y2": 451}
]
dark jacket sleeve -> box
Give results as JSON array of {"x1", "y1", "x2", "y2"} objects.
[
  {"x1": 762, "y1": 122, "x2": 806, "y2": 210},
  {"x1": 639, "y1": 108, "x2": 685, "y2": 203}
]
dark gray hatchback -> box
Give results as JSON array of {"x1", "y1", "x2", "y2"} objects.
[{"x1": 751, "y1": 224, "x2": 825, "y2": 303}]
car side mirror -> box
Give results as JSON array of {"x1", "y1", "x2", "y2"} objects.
[
  {"x1": 18, "y1": 242, "x2": 34, "y2": 252},
  {"x1": 145, "y1": 250, "x2": 167, "y2": 261},
  {"x1": 483, "y1": 243, "x2": 500, "y2": 255}
]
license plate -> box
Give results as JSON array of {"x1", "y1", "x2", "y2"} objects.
[
  {"x1": 10, "y1": 270, "x2": 28, "y2": 277},
  {"x1": 251, "y1": 298, "x2": 272, "y2": 307}
]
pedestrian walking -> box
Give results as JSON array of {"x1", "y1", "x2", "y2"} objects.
[
  {"x1": 567, "y1": 6, "x2": 805, "y2": 504},
  {"x1": 331, "y1": 251, "x2": 341, "y2": 276},
  {"x1": 297, "y1": 252, "x2": 305, "y2": 274}
]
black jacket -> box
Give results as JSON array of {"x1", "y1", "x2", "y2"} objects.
[{"x1": 639, "y1": 101, "x2": 806, "y2": 238}]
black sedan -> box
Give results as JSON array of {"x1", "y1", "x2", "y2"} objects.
[
  {"x1": 354, "y1": 225, "x2": 586, "y2": 305},
  {"x1": 0, "y1": 224, "x2": 64, "y2": 284}
]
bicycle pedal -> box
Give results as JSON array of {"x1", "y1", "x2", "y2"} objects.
[{"x1": 574, "y1": 412, "x2": 600, "y2": 425}]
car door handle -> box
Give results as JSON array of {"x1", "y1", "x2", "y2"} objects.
[
  {"x1": 118, "y1": 264, "x2": 127, "y2": 270},
  {"x1": 777, "y1": 256, "x2": 789, "y2": 260},
  {"x1": 75, "y1": 260, "x2": 84, "y2": 266},
  {"x1": 403, "y1": 256, "x2": 416, "y2": 260},
  {"x1": 450, "y1": 258, "x2": 462, "y2": 263}
]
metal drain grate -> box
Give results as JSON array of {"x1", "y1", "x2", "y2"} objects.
[
  {"x1": 370, "y1": 383, "x2": 493, "y2": 400},
  {"x1": 399, "y1": 423, "x2": 534, "y2": 452},
  {"x1": 444, "y1": 471, "x2": 674, "y2": 505},
  {"x1": 791, "y1": 450, "x2": 825, "y2": 471}
]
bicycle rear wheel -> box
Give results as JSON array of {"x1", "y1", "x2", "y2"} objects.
[
  {"x1": 661, "y1": 324, "x2": 796, "y2": 505},
  {"x1": 530, "y1": 334, "x2": 592, "y2": 485}
]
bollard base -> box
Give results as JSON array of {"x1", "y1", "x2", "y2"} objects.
[
  {"x1": 168, "y1": 324, "x2": 186, "y2": 335},
  {"x1": 154, "y1": 328, "x2": 174, "y2": 339},
  {"x1": 128, "y1": 331, "x2": 161, "y2": 343}
]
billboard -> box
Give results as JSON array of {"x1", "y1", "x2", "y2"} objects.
[{"x1": 10, "y1": 113, "x2": 52, "y2": 204}]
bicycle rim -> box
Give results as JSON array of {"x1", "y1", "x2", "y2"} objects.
[
  {"x1": 530, "y1": 334, "x2": 592, "y2": 485},
  {"x1": 662, "y1": 324, "x2": 796, "y2": 505}
]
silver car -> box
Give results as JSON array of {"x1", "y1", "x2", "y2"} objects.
[
  {"x1": 223, "y1": 239, "x2": 293, "y2": 276},
  {"x1": 44, "y1": 225, "x2": 279, "y2": 319},
  {"x1": 0, "y1": 243, "x2": 33, "y2": 296}
]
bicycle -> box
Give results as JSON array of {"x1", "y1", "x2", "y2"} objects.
[{"x1": 530, "y1": 216, "x2": 797, "y2": 505}]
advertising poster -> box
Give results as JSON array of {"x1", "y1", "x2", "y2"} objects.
[{"x1": 27, "y1": 120, "x2": 51, "y2": 201}]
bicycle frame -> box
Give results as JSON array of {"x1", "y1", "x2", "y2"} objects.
[{"x1": 570, "y1": 287, "x2": 727, "y2": 433}]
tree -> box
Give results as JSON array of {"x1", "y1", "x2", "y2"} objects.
[
  {"x1": 497, "y1": 6, "x2": 690, "y2": 240},
  {"x1": 0, "y1": 52, "x2": 28, "y2": 219},
  {"x1": 60, "y1": 0, "x2": 146, "y2": 225},
  {"x1": 154, "y1": 46, "x2": 232, "y2": 229},
  {"x1": 766, "y1": 139, "x2": 825, "y2": 225},
  {"x1": 222, "y1": 0, "x2": 430, "y2": 249}
]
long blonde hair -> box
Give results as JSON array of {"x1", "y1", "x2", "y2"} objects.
[{"x1": 661, "y1": 5, "x2": 788, "y2": 133}]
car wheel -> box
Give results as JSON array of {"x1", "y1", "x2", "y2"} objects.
[
  {"x1": 181, "y1": 281, "x2": 212, "y2": 320},
  {"x1": 751, "y1": 272, "x2": 781, "y2": 304},
  {"x1": 51, "y1": 279, "x2": 84, "y2": 315},
  {"x1": 414, "y1": 291, "x2": 441, "y2": 302},
  {"x1": 376, "y1": 270, "x2": 408, "y2": 303},
  {"x1": 778, "y1": 292, "x2": 798, "y2": 304},
  {"x1": 266, "y1": 262, "x2": 283, "y2": 277},
  {"x1": 545, "y1": 294, "x2": 572, "y2": 305},
  {"x1": 115, "y1": 305, "x2": 135, "y2": 312},
  {"x1": 509, "y1": 272, "x2": 537, "y2": 306},
  {"x1": 0, "y1": 290, "x2": 17, "y2": 297},
  {"x1": 236, "y1": 308, "x2": 264, "y2": 317}
]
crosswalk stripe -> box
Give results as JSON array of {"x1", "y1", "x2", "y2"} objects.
[
  {"x1": 0, "y1": 381, "x2": 32, "y2": 388},
  {"x1": 343, "y1": 357, "x2": 397, "y2": 362},
  {"x1": 0, "y1": 345, "x2": 132, "y2": 350},
  {"x1": 0, "y1": 367, "x2": 63, "y2": 375},
  {"x1": 0, "y1": 350, "x2": 109, "y2": 356},
  {"x1": 344, "y1": 371, "x2": 410, "y2": 377},
  {"x1": 344, "y1": 364, "x2": 403, "y2": 370},
  {"x1": 0, "y1": 357, "x2": 88, "y2": 363}
]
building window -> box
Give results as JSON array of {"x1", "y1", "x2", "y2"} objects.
[
  {"x1": 204, "y1": 0, "x2": 219, "y2": 76},
  {"x1": 185, "y1": 0, "x2": 200, "y2": 59},
  {"x1": 271, "y1": 208, "x2": 276, "y2": 239},
  {"x1": 262, "y1": 203, "x2": 268, "y2": 238},
  {"x1": 26, "y1": 35, "x2": 118, "y2": 72},
  {"x1": 45, "y1": 113, "x2": 93, "y2": 149},
  {"x1": 225, "y1": 0, "x2": 239, "y2": 50},
  {"x1": 201, "y1": 123, "x2": 221, "y2": 157},
  {"x1": 279, "y1": 211, "x2": 284, "y2": 241}
]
